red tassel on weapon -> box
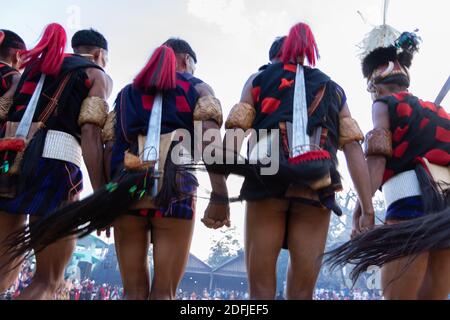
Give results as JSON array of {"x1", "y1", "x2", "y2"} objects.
[
  {"x1": 288, "y1": 150, "x2": 331, "y2": 165},
  {"x1": 0, "y1": 138, "x2": 26, "y2": 152}
]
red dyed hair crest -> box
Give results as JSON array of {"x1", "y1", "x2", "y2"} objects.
[
  {"x1": 20, "y1": 23, "x2": 67, "y2": 76},
  {"x1": 134, "y1": 45, "x2": 177, "y2": 91},
  {"x1": 281, "y1": 22, "x2": 319, "y2": 67}
]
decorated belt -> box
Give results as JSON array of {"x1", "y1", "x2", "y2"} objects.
[
  {"x1": 42, "y1": 130, "x2": 82, "y2": 167},
  {"x1": 382, "y1": 170, "x2": 422, "y2": 208}
]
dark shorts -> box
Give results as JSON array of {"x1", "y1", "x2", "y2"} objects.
[
  {"x1": 128, "y1": 196, "x2": 196, "y2": 220},
  {"x1": 385, "y1": 196, "x2": 425, "y2": 221},
  {"x1": 127, "y1": 172, "x2": 197, "y2": 221},
  {"x1": 0, "y1": 158, "x2": 82, "y2": 218}
]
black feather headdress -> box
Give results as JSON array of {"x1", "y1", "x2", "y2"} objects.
[
  {"x1": 361, "y1": 30, "x2": 421, "y2": 81},
  {"x1": 362, "y1": 46, "x2": 398, "y2": 79}
]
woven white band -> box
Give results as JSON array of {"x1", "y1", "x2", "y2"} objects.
[
  {"x1": 42, "y1": 130, "x2": 82, "y2": 167},
  {"x1": 382, "y1": 170, "x2": 422, "y2": 208}
]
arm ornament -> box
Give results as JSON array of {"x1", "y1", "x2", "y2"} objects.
[
  {"x1": 101, "y1": 111, "x2": 116, "y2": 143},
  {"x1": 225, "y1": 102, "x2": 255, "y2": 130},
  {"x1": 339, "y1": 117, "x2": 364, "y2": 150},
  {"x1": 78, "y1": 96, "x2": 109, "y2": 128},
  {"x1": 364, "y1": 127, "x2": 393, "y2": 157},
  {"x1": 0, "y1": 97, "x2": 13, "y2": 120},
  {"x1": 193, "y1": 96, "x2": 224, "y2": 127}
]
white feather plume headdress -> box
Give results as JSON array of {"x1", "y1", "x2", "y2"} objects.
[{"x1": 358, "y1": 24, "x2": 400, "y2": 61}]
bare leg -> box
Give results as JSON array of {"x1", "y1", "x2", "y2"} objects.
[
  {"x1": 0, "y1": 212, "x2": 27, "y2": 293},
  {"x1": 286, "y1": 203, "x2": 331, "y2": 300},
  {"x1": 418, "y1": 248, "x2": 450, "y2": 300},
  {"x1": 381, "y1": 220, "x2": 429, "y2": 300},
  {"x1": 150, "y1": 217, "x2": 195, "y2": 300},
  {"x1": 114, "y1": 215, "x2": 151, "y2": 300},
  {"x1": 381, "y1": 254, "x2": 429, "y2": 300},
  {"x1": 245, "y1": 199, "x2": 288, "y2": 300},
  {"x1": 18, "y1": 233, "x2": 76, "y2": 300}
]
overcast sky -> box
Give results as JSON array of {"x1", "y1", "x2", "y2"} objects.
[{"x1": 3, "y1": 0, "x2": 449, "y2": 261}]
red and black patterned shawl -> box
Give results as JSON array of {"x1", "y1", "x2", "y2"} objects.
[
  {"x1": 7, "y1": 54, "x2": 104, "y2": 143},
  {"x1": 110, "y1": 72, "x2": 204, "y2": 179},
  {"x1": 241, "y1": 62, "x2": 346, "y2": 200},
  {"x1": 0, "y1": 63, "x2": 19, "y2": 96},
  {"x1": 376, "y1": 92, "x2": 450, "y2": 184}
]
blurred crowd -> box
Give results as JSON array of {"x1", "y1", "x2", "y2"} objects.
[
  {"x1": 314, "y1": 288, "x2": 383, "y2": 300},
  {"x1": 62, "y1": 279, "x2": 123, "y2": 300},
  {"x1": 177, "y1": 288, "x2": 250, "y2": 300},
  {"x1": 1, "y1": 261, "x2": 384, "y2": 301},
  {"x1": 1, "y1": 265, "x2": 122, "y2": 300},
  {"x1": 175, "y1": 288, "x2": 384, "y2": 300},
  {"x1": 1, "y1": 260, "x2": 34, "y2": 300}
]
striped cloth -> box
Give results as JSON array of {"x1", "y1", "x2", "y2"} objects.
[
  {"x1": 111, "y1": 72, "x2": 203, "y2": 221},
  {"x1": 385, "y1": 196, "x2": 425, "y2": 221},
  {"x1": 128, "y1": 172, "x2": 197, "y2": 220},
  {"x1": 0, "y1": 157, "x2": 82, "y2": 217},
  {"x1": 131, "y1": 196, "x2": 197, "y2": 221}
]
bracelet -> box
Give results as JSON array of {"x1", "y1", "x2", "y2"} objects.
[{"x1": 210, "y1": 192, "x2": 230, "y2": 204}]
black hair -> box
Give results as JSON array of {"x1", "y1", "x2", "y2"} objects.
[
  {"x1": 362, "y1": 46, "x2": 397, "y2": 79},
  {"x1": 376, "y1": 74, "x2": 410, "y2": 88},
  {"x1": 163, "y1": 38, "x2": 197, "y2": 63},
  {"x1": 324, "y1": 204, "x2": 450, "y2": 283},
  {"x1": 0, "y1": 29, "x2": 26, "y2": 58},
  {"x1": 362, "y1": 46, "x2": 410, "y2": 88},
  {"x1": 269, "y1": 36, "x2": 286, "y2": 62},
  {"x1": 71, "y1": 29, "x2": 108, "y2": 51},
  {"x1": 362, "y1": 31, "x2": 420, "y2": 82}
]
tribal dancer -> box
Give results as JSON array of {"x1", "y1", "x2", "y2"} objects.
[
  {"x1": 258, "y1": 36, "x2": 286, "y2": 71},
  {"x1": 326, "y1": 28, "x2": 450, "y2": 300},
  {"x1": 221, "y1": 22, "x2": 374, "y2": 300},
  {"x1": 0, "y1": 30, "x2": 26, "y2": 130},
  {"x1": 0, "y1": 24, "x2": 112, "y2": 299},
  {"x1": 269, "y1": 36, "x2": 286, "y2": 64},
  {"x1": 71, "y1": 28, "x2": 113, "y2": 189},
  {"x1": 2, "y1": 38, "x2": 229, "y2": 300},
  {"x1": 107, "y1": 39, "x2": 228, "y2": 300}
]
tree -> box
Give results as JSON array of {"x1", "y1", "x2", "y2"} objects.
[
  {"x1": 318, "y1": 189, "x2": 386, "y2": 291},
  {"x1": 207, "y1": 226, "x2": 243, "y2": 268}
]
